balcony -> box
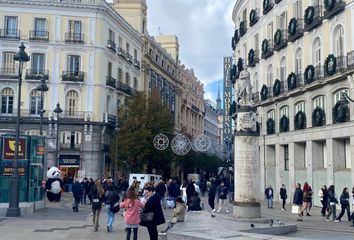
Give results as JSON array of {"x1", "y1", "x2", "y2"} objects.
[
  {"x1": 304, "y1": 65, "x2": 324, "y2": 85},
  {"x1": 103, "y1": 112, "x2": 117, "y2": 126},
  {"x1": 261, "y1": 39, "x2": 274, "y2": 59},
  {"x1": 182, "y1": 98, "x2": 187, "y2": 105},
  {"x1": 263, "y1": 0, "x2": 274, "y2": 15},
  {"x1": 234, "y1": 29, "x2": 240, "y2": 45},
  {"x1": 304, "y1": 5, "x2": 323, "y2": 32},
  {"x1": 273, "y1": 29, "x2": 287, "y2": 51},
  {"x1": 107, "y1": 40, "x2": 116, "y2": 53},
  {"x1": 62, "y1": 71, "x2": 85, "y2": 82},
  {"x1": 29, "y1": 30, "x2": 49, "y2": 42},
  {"x1": 25, "y1": 69, "x2": 49, "y2": 80},
  {"x1": 323, "y1": 0, "x2": 346, "y2": 20},
  {"x1": 64, "y1": 32, "x2": 84, "y2": 44},
  {"x1": 106, "y1": 76, "x2": 116, "y2": 88},
  {"x1": 323, "y1": 55, "x2": 347, "y2": 78},
  {"x1": 248, "y1": 49, "x2": 259, "y2": 67},
  {"x1": 117, "y1": 47, "x2": 126, "y2": 59},
  {"x1": 0, "y1": 68, "x2": 17, "y2": 79},
  {"x1": 347, "y1": 51, "x2": 354, "y2": 71},
  {"x1": 239, "y1": 21, "x2": 247, "y2": 37},
  {"x1": 0, "y1": 29, "x2": 20, "y2": 40},
  {"x1": 133, "y1": 59, "x2": 140, "y2": 69},
  {"x1": 192, "y1": 104, "x2": 200, "y2": 112},
  {"x1": 60, "y1": 143, "x2": 80, "y2": 150},
  {"x1": 116, "y1": 81, "x2": 134, "y2": 95},
  {"x1": 288, "y1": 18, "x2": 304, "y2": 42},
  {"x1": 275, "y1": 0, "x2": 282, "y2": 3},
  {"x1": 249, "y1": 9, "x2": 259, "y2": 27},
  {"x1": 252, "y1": 92, "x2": 260, "y2": 104},
  {"x1": 126, "y1": 53, "x2": 133, "y2": 64}
]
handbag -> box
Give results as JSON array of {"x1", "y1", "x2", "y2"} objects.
[
  {"x1": 291, "y1": 205, "x2": 300, "y2": 214},
  {"x1": 140, "y1": 209, "x2": 154, "y2": 222}
]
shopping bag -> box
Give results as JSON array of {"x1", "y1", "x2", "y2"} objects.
[{"x1": 291, "y1": 205, "x2": 300, "y2": 214}]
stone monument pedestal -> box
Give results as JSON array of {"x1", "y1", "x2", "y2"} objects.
[{"x1": 233, "y1": 107, "x2": 261, "y2": 218}]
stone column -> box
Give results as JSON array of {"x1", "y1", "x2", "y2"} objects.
[
  {"x1": 288, "y1": 142, "x2": 295, "y2": 199},
  {"x1": 326, "y1": 138, "x2": 334, "y2": 185},
  {"x1": 233, "y1": 108, "x2": 261, "y2": 218},
  {"x1": 306, "y1": 141, "x2": 313, "y2": 187},
  {"x1": 350, "y1": 136, "x2": 354, "y2": 185},
  {"x1": 275, "y1": 144, "x2": 282, "y2": 201}
]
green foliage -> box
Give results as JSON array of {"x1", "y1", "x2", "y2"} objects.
[
  {"x1": 288, "y1": 18, "x2": 298, "y2": 36},
  {"x1": 274, "y1": 29, "x2": 282, "y2": 46},
  {"x1": 304, "y1": 65, "x2": 315, "y2": 84},
  {"x1": 333, "y1": 101, "x2": 349, "y2": 123},
  {"x1": 324, "y1": 0, "x2": 335, "y2": 11},
  {"x1": 262, "y1": 39, "x2": 269, "y2": 56},
  {"x1": 294, "y1": 111, "x2": 306, "y2": 130},
  {"x1": 273, "y1": 79, "x2": 281, "y2": 97},
  {"x1": 312, "y1": 107, "x2": 325, "y2": 127},
  {"x1": 266, "y1": 118, "x2": 275, "y2": 135},
  {"x1": 287, "y1": 72, "x2": 297, "y2": 91},
  {"x1": 304, "y1": 6, "x2": 315, "y2": 25},
  {"x1": 279, "y1": 115, "x2": 289, "y2": 132},
  {"x1": 324, "y1": 54, "x2": 337, "y2": 77},
  {"x1": 261, "y1": 84, "x2": 268, "y2": 101}
]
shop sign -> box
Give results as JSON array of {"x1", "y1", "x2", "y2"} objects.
[
  {"x1": 2, "y1": 138, "x2": 26, "y2": 160},
  {"x1": 223, "y1": 57, "x2": 233, "y2": 145},
  {"x1": 59, "y1": 155, "x2": 80, "y2": 166},
  {"x1": 3, "y1": 167, "x2": 26, "y2": 176},
  {"x1": 36, "y1": 145, "x2": 45, "y2": 156}
]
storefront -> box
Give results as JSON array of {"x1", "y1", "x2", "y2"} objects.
[{"x1": 58, "y1": 154, "x2": 80, "y2": 180}]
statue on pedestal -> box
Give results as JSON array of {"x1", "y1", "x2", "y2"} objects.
[{"x1": 235, "y1": 67, "x2": 253, "y2": 106}]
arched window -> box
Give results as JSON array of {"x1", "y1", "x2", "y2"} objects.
[
  {"x1": 125, "y1": 72, "x2": 130, "y2": 86},
  {"x1": 280, "y1": 57, "x2": 287, "y2": 81},
  {"x1": 30, "y1": 89, "x2": 41, "y2": 115},
  {"x1": 1, "y1": 87, "x2": 14, "y2": 114},
  {"x1": 295, "y1": 101, "x2": 305, "y2": 113},
  {"x1": 333, "y1": 89, "x2": 348, "y2": 105},
  {"x1": 253, "y1": 73, "x2": 259, "y2": 92},
  {"x1": 267, "y1": 109, "x2": 275, "y2": 119},
  {"x1": 333, "y1": 25, "x2": 344, "y2": 57},
  {"x1": 313, "y1": 38, "x2": 321, "y2": 66},
  {"x1": 295, "y1": 48, "x2": 302, "y2": 74},
  {"x1": 313, "y1": 95, "x2": 325, "y2": 109},
  {"x1": 134, "y1": 77, "x2": 138, "y2": 90},
  {"x1": 65, "y1": 90, "x2": 79, "y2": 116},
  {"x1": 106, "y1": 95, "x2": 111, "y2": 113},
  {"x1": 280, "y1": 105, "x2": 289, "y2": 117},
  {"x1": 267, "y1": 64, "x2": 273, "y2": 86}
]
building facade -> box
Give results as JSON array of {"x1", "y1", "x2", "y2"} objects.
[
  {"x1": 0, "y1": 0, "x2": 143, "y2": 179},
  {"x1": 232, "y1": 0, "x2": 354, "y2": 205},
  {"x1": 204, "y1": 99, "x2": 223, "y2": 158}
]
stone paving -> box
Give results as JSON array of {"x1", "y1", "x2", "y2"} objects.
[{"x1": 0, "y1": 193, "x2": 354, "y2": 240}]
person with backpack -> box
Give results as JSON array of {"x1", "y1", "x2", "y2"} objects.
[
  {"x1": 319, "y1": 185, "x2": 328, "y2": 217},
  {"x1": 279, "y1": 184, "x2": 287, "y2": 211},
  {"x1": 208, "y1": 179, "x2": 217, "y2": 215},
  {"x1": 326, "y1": 185, "x2": 339, "y2": 222},
  {"x1": 217, "y1": 181, "x2": 229, "y2": 213},
  {"x1": 337, "y1": 187, "x2": 351, "y2": 222},
  {"x1": 71, "y1": 179, "x2": 82, "y2": 212},
  {"x1": 120, "y1": 187, "x2": 144, "y2": 240},
  {"x1": 91, "y1": 179, "x2": 105, "y2": 232},
  {"x1": 104, "y1": 182, "x2": 120, "y2": 232}
]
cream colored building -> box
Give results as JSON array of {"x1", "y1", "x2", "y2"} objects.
[
  {"x1": 112, "y1": 0, "x2": 182, "y2": 131},
  {"x1": 0, "y1": 0, "x2": 142, "y2": 179},
  {"x1": 232, "y1": 0, "x2": 354, "y2": 205}
]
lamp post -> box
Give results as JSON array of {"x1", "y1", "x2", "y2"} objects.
[
  {"x1": 6, "y1": 43, "x2": 30, "y2": 217},
  {"x1": 36, "y1": 78, "x2": 49, "y2": 136},
  {"x1": 53, "y1": 103, "x2": 62, "y2": 166}
]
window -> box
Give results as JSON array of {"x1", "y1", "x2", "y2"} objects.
[
  {"x1": 30, "y1": 89, "x2": 41, "y2": 115},
  {"x1": 254, "y1": 34, "x2": 259, "y2": 51},
  {"x1": 106, "y1": 95, "x2": 111, "y2": 113},
  {"x1": 280, "y1": 106, "x2": 289, "y2": 117},
  {"x1": 243, "y1": 43, "x2": 247, "y2": 59},
  {"x1": 333, "y1": 25, "x2": 344, "y2": 57},
  {"x1": 107, "y1": 62, "x2": 112, "y2": 78},
  {"x1": 134, "y1": 49, "x2": 138, "y2": 60},
  {"x1": 344, "y1": 139, "x2": 351, "y2": 169},
  {"x1": 295, "y1": 48, "x2": 302, "y2": 74},
  {"x1": 118, "y1": 37, "x2": 123, "y2": 48},
  {"x1": 32, "y1": 53, "x2": 45, "y2": 74},
  {"x1": 125, "y1": 72, "x2": 130, "y2": 86},
  {"x1": 279, "y1": 12, "x2": 287, "y2": 30},
  {"x1": 108, "y1": 29, "x2": 115, "y2": 41},
  {"x1": 242, "y1": 9, "x2": 247, "y2": 21},
  {"x1": 313, "y1": 96, "x2": 325, "y2": 109},
  {"x1": 267, "y1": 109, "x2": 275, "y2": 119},
  {"x1": 253, "y1": 73, "x2": 259, "y2": 92},
  {"x1": 280, "y1": 57, "x2": 287, "y2": 81},
  {"x1": 34, "y1": 18, "x2": 46, "y2": 36},
  {"x1": 313, "y1": 38, "x2": 321, "y2": 66},
  {"x1": 293, "y1": 0, "x2": 302, "y2": 19},
  {"x1": 2, "y1": 52, "x2": 16, "y2": 72},
  {"x1": 126, "y1": 43, "x2": 130, "y2": 55},
  {"x1": 1, "y1": 88, "x2": 14, "y2": 114},
  {"x1": 67, "y1": 55, "x2": 80, "y2": 74},
  {"x1": 61, "y1": 131, "x2": 81, "y2": 149},
  {"x1": 295, "y1": 101, "x2": 305, "y2": 113},
  {"x1": 65, "y1": 90, "x2": 79, "y2": 116},
  {"x1": 155, "y1": 55, "x2": 159, "y2": 63},
  {"x1": 334, "y1": 89, "x2": 349, "y2": 104},
  {"x1": 267, "y1": 22, "x2": 273, "y2": 40},
  {"x1": 69, "y1": 20, "x2": 81, "y2": 34},
  {"x1": 118, "y1": 68, "x2": 123, "y2": 82},
  {"x1": 134, "y1": 77, "x2": 138, "y2": 90},
  {"x1": 4, "y1": 16, "x2": 17, "y2": 36},
  {"x1": 284, "y1": 145, "x2": 289, "y2": 170},
  {"x1": 267, "y1": 64, "x2": 273, "y2": 86}
]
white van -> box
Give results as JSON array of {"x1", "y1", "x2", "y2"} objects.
[{"x1": 129, "y1": 173, "x2": 162, "y2": 192}]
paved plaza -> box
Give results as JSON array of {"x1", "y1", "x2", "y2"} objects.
[{"x1": 0, "y1": 193, "x2": 353, "y2": 240}]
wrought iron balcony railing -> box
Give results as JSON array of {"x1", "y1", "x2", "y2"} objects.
[
  {"x1": 304, "y1": 5, "x2": 323, "y2": 32},
  {"x1": 117, "y1": 47, "x2": 126, "y2": 59},
  {"x1": 25, "y1": 69, "x2": 49, "y2": 80},
  {"x1": 0, "y1": 29, "x2": 20, "y2": 40},
  {"x1": 29, "y1": 30, "x2": 49, "y2": 42},
  {"x1": 62, "y1": 71, "x2": 85, "y2": 82},
  {"x1": 323, "y1": 0, "x2": 346, "y2": 20},
  {"x1": 0, "y1": 68, "x2": 17, "y2": 79},
  {"x1": 64, "y1": 32, "x2": 84, "y2": 44},
  {"x1": 107, "y1": 40, "x2": 116, "y2": 53},
  {"x1": 106, "y1": 76, "x2": 116, "y2": 88},
  {"x1": 133, "y1": 59, "x2": 140, "y2": 69}
]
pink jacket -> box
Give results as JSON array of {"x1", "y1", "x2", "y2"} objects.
[{"x1": 120, "y1": 199, "x2": 144, "y2": 225}]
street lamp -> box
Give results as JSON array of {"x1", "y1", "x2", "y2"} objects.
[
  {"x1": 6, "y1": 42, "x2": 30, "y2": 217},
  {"x1": 36, "y1": 78, "x2": 49, "y2": 136},
  {"x1": 53, "y1": 103, "x2": 62, "y2": 166}
]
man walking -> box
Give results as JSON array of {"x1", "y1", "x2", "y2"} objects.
[
  {"x1": 265, "y1": 185, "x2": 274, "y2": 209},
  {"x1": 72, "y1": 179, "x2": 82, "y2": 212}
]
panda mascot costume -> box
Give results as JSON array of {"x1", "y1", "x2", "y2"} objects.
[{"x1": 45, "y1": 167, "x2": 65, "y2": 202}]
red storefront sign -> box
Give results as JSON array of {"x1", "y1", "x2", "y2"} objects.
[{"x1": 2, "y1": 138, "x2": 26, "y2": 160}]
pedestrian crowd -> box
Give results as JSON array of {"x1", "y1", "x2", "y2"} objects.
[{"x1": 265, "y1": 183, "x2": 354, "y2": 226}]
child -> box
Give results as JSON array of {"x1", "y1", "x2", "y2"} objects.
[{"x1": 120, "y1": 187, "x2": 145, "y2": 240}]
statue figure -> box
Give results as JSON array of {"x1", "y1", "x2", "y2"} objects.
[{"x1": 235, "y1": 67, "x2": 253, "y2": 106}]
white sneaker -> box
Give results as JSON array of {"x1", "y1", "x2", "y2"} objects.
[
  {"x1": 226, "y1": 209, "x2": 229, "y2": 213},
  {"x1": 282, "y1": 208, "x2": 285, "y2": 211},
  {"x1": 217, "y1": 209, "x2": 221, "y2": 213},
  {"x1": 211, "y1": 209, "x2": 216, "y2": 214}
]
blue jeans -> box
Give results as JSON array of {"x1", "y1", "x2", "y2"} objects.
[
  {"x1": 267, "y1": 198, "x2": 273, "y2": 208},
  {"x1": 106, "y1": 205, "x2": 115, "y2": 230}
]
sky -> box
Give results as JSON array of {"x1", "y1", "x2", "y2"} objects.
[{"x1": 146, "y1": 0, "x2": 235, "y2": 103}]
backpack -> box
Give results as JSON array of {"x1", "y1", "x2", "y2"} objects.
[
  {"x1": 110, "y1": 201, "x2": 120, "y2": 213},
  {"x1": 92, "y1": 198, "x2": 101, "y2": 209}
]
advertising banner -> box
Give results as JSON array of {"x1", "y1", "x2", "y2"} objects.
[{"x1": 223, "y1": 57, "x2": 233, "y2": 154}]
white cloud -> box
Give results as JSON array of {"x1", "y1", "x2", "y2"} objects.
[{"x1": 146, "y1": 0, "x2": 235, "y2": 90}]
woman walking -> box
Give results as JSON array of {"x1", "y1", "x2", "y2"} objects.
[
  {"x1": 326, "y1": 185, "x2": 339, "y2": 222},
  {"x1": 208, "y1": 179, "x2": 217, "y2": 214},
  {"x1": 279, "y1": 184, "x2": 287, "y2": 211},
  {"x1": 337, "y1": 187, "x2": 351, "y2": 222},
  {"x1": 180, "y1": 180, "x2": 187, "y2": 203},
  {"x1": 318, "y1": 185, "x2": 328, "y2": 217},
  {"x1": 351, "y1": 187, "x2": 354, "y2": 226},
  {"x1": 120, "y1": 187, "x2": 144, "y2": 240},
  {"x1": 301, "y1": 182, "x2": 313, "y2": 216},
  {"x1": 140, "y1": 185, "x2": 165, "y2": 240},
  {"x1": 104, "y1": 182, "x2": 119, "y2": 232},
  {"x1": 217, "y1": 181, "x2": 229, "y2": 213},
  {"x1": 186, "y1": 180, "x2": 196, "y2": 205},
  {"x1": 293, "y1": 183, "x2": 303, "y2": 221},
  {"x1": 91, "y1": 179, "x2": 105, "y2": 232}
]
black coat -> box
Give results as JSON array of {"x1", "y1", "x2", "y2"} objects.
[
  {"x1": 208, "y1": 184, "x2": 216, "y2": 198},
  {"x1": 189, "y1": 196, "x2": 202, "y2": 211},
  {"x1": 339, "y1": 192, "x2": 349, "y2": 205},
  {"x1": 72, "y1": 182, "x2": 82, "y2": 198},
  {"x1": 140, "y1": 193, "x2": 165, "y2": 227},
  {"x1": 280, "y1": 188, "x2": 287, "y2": 200},
  {"x1": 293, "y1": 188, "x2": 303, "y2": 205},
  {"x1": 265, "y1": 187, "x2": 274, "y2": 199},
  {"x1": 105, "y1": 189, "x2": 119, "y2": 205}
]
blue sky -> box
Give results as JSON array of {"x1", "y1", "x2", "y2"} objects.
[{"x1": 146, "y1": 0, "x2": 235, "y2": 103}]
